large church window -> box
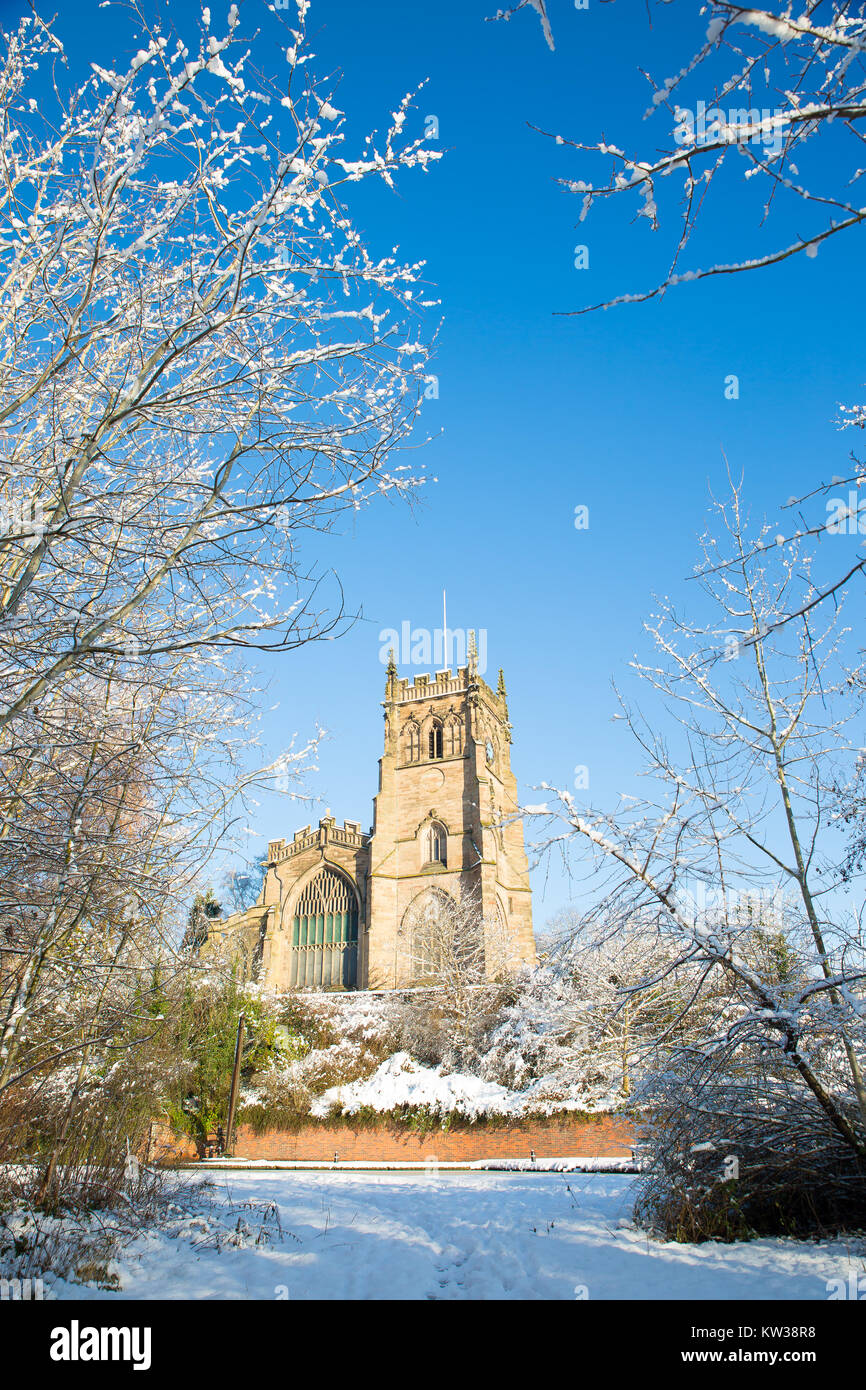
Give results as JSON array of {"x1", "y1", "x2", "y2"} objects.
[
  {"x1": 290, "y1": 867, "x2": 358, "y2": 989},
  {"x1": 403, "y1": 888, "x2": 485, "y2": 985},
  {"x1": 428, "y1": 719, "x2": 443, "y2": 760},
  {"x1": 403, "y1": 888, "x2": 455, "y2": 985}
]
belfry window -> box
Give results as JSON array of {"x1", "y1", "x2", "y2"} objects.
[
  {"x1": 446, "y1": 717, "x2": 462, "y2": 757},
  {"x1": 405, "y1": 721, "x2": 421, "y2": 762},
  {"x1": 428, "y1": 719, "x2": 443, "y2": 760},
  {"x1": 426, "y1": 821, "x2": 447, "y2": 866}
]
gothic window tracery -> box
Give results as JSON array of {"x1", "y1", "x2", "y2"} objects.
[
  {"x1": 404, "y1": 719, "x2": 421, "y2": 763},
  {"x1": 289, "y1": 866, "x2": 358, "y2": 989},
  {"x1": 425, "y1": 820, "x2": 447, "y2": 867},
  {"x1": 402, "y1": 887, "x2": 456, "y2": 984},
  {"x1": 446, "y1": 715, "x2": 463, "y2": 757},
  {"x1": 428, "y1": 718, "x2": 443, "y2": 760}
]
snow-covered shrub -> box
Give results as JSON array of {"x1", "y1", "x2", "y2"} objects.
[
  {"x1": 0, "y1": 1170, "x2": 289, "y2": 1289},
  {"x1": 237, "y1": 990, "x2": 401, "y2": 1129},
  {"x1": 480, "y1": 926, "x2": 699, "y2": 1111},
  {"x1": 243, "y1": 1039, "x2": 387, "y2": 1131},
  {"x1": 391, "y1": 982, "x2": 513, "y2": 1073},
  {"x1": 480, "y1": 965, "x2": 618, "y2": 1110},
  {"x1": 635, "y1": 1039, "x2": 866, "y2": 1242},
  {"x1": 311, "y1": 1051, "x2": 520, "y2": 1125},
  {"x1": 297, "y1": 992, "x2": 402, "y2": 1056}
]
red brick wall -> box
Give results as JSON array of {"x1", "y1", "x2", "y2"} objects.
[
  {"x1": 149, "y1": 1123, "x2": 199, "y2": 1164},
  {"x1": 151, "y1": 1114, "x2": 633, "y2": 1164}
]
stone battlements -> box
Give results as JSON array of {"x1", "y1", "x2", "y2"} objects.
[
  {"x1": 268, "y1": 816, "x2": 369, "y2": 864},
  {"x1": 389, "y1": 667, "x2": 470, "y2": 703},
  {"x1": 387, "y1": 666, "x2": 508, "y2": 708}
]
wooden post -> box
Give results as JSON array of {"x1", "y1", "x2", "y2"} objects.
[{"x1": 224, "y1": 1012, "x2": 246, "y2": 1156}]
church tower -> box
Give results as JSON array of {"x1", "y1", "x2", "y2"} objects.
[
  {"x1": 362, "y1": 639, "x2": 535, "y2": 989},
  {"x1": 204, "y1": 640, "x2": 536, "y2": 992}
]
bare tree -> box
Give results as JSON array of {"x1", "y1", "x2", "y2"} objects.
[
  {"x1": 485, "y1": 4, "x2": 866, "y2": 635},
  {"x1": 493, "y1": 1, "x2": 866, "y2": 308},
  {"x1": 400, "y1": 889, "x2": 515, "y2": 1068},
  {"x1": 530, "y1": 484, "x2": 866, "y2": 1172},
  {"x1": 482, "y1": 916, "x2": 707, "y2": 1106},
  {"x1": 0, "y1": 0, "x2": 439, "y2": 1212},
  {"x1": 0, "y1": 4, "x2": 438, "y2": 717},
  {"x1": 221, "y1": 858, "x2": 265, "y2": 915}
]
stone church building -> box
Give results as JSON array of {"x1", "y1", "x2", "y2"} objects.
[{"x1": 206, "y1": 641, "x2": 535, "y2": 991}]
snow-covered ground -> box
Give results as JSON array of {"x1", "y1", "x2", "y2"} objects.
[
  {"x1": 49, "y1": 1171, "x2": 864, "y2": 1301},
  {"x1": 196, "y1": 1157, "x2": 638, "y2": 1172}
]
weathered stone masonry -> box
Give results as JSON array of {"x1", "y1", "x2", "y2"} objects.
[{"x1": 206, "y1": 645, "x2": 536, "y2": 991}]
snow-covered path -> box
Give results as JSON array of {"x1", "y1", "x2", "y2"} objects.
[{"x1": 57, "y1": 1172, "x2": 864, "y2": 1301}]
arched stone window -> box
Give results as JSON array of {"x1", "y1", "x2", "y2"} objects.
[
  {"x1": 289, "y1": 866, "x2": 358, "y2": 990},
  {"x1": 425, "y1": 820, "x2": 447, "y2": 867},
  {"x1": 445, "y1": 715, "x2": 463, "y2": 757},
  {"x1": 428, "y1": 718, "x2": 443, "y2": 760},
  {"x1": 402, "y1": 887, "x2": 455, "y2": 984},
  {"x1": 404, "y1": 719, "x2": 421, "y2": 763}
]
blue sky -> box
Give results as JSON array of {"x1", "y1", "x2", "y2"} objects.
[{"x1": 13, "y1": 0, "x2": 864, "y2": 924}]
